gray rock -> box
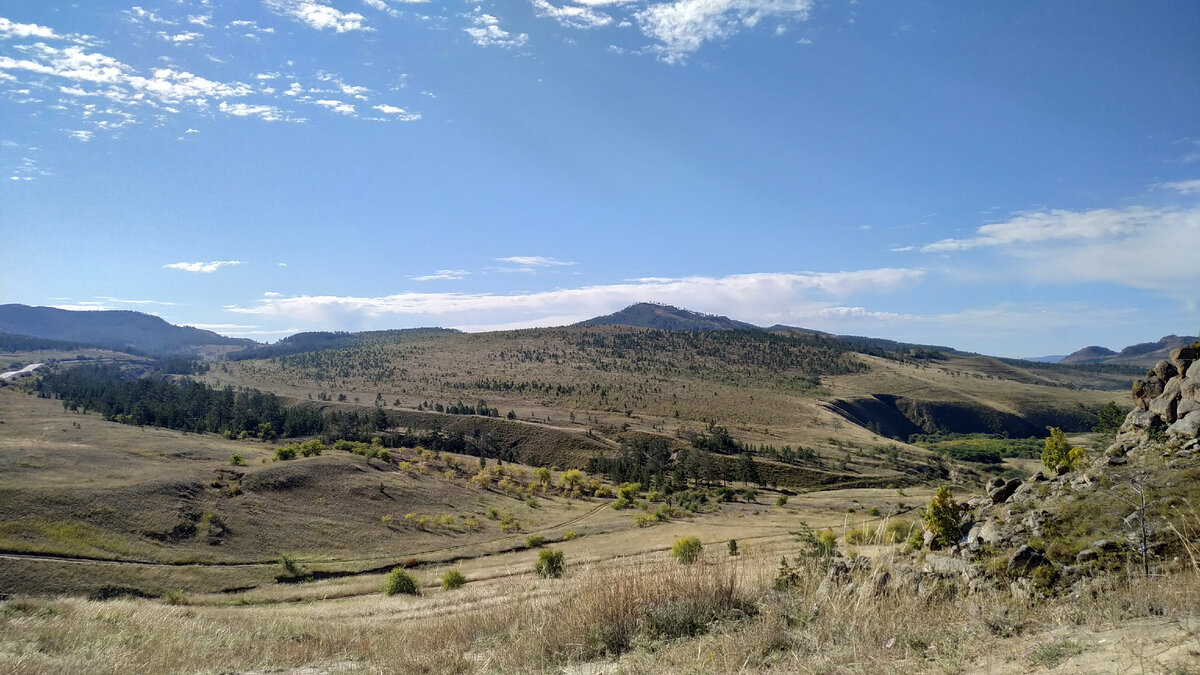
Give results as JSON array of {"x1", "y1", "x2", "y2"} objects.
[
  {"x1": 1091, "y1": 539, "x2": 1118, "y2": 553},
  {"x1": 988, "y1": 478, "x2": 1021, "y2": 504},
  {"x1": 1177, "y1": 398, "x2": 1200, "y2": 417},
  {"x1": 1076, "y1": 548, "x2": 1098, "y2": 563},
  {"x1": 1107, "y1": 455, "x2": 1128, "y2": 466},
  {"x1": 1124, "y1": 409, "x2": 1159, "y2": 430},
  {"x1": 1149, "y1": 378, "x2": 1181, "y2": 424},
  {"x1": 1167, "y1": 410, "x2": 1200, "y2": 439},
  {"x1": 1008, "y1": 545, "x2": 1048, "y2": 574},
  {"x1": 1170, "y1": 346, "x2": 1199, "y2": 375},
  {"x1": 1153, "y1": 359, "x2": 1178, "y2": 381}
]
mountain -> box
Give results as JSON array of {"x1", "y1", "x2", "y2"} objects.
[
  {"x1": 0, "y1": 304, "x2": 256, "y2": 357},
  {"x1": 574, "y1": 303, "x2": 761, "y2": 332},
  {"x1": 1021, "y1": 355, "x2": 1066, "y2": 363},
  {"x1": 1061, "y1": 335, "x2": 1194, "y2": 366}
]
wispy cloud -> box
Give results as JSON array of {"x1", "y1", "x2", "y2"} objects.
[
  {"x1": 93, "y1": 296, "x2": 178, "y2": 306},
  {"x1": 411, "y1": 269, "x2": 471, "y2": 281},
  {"x1": 494, "y1": 256, "x2": 576, "y2": 267},
  {"x1": 163, "y1": 260, "x2": 243, "y2": 273},
  {"x1": 919, "y1": 205, "x2": 1200, "y2": 297},
  {"x1": 263, "y1": 0, "x2": 371, "y2": 33},
  {"x1": 634, "y1": 0, "x2": 813, "y2": 64},
  {"x1": 530, "y1": 0, "x2": 614, "y2": 29},
  {"x1": 921, "y1": 206, "x2": 1163, "y2": 253},
  {"x1": 1158, "y1": 179, "x2": 1200, "y2": 195}
]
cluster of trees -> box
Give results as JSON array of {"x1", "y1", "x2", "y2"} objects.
[
  {"x1": 36, "y1": 364, "x2": 323, "y2": 438},
  {"x1": 586, "y1": 433, "x2": 766, "y2": 492},
  {"x1": 416, "y1": 400, "x2": 500, "y2": 417}
]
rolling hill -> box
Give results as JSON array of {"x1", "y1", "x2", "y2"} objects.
[{"x1": 0, "y1": 304, "x2": 255, "y2": 357}]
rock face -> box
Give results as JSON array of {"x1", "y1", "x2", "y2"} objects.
[{"x1": 1117, "y1": 346, "x2": 1200, "y2": 453}]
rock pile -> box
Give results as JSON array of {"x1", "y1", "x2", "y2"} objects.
[{"x1": 1115, "y1": 344, "x2": 1200, "y2": 453}]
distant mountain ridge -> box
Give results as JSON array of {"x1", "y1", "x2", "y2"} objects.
[
  {"x1": 1061, "y1": 335, "x2": 1194, "y2": 366},
  {"x1": 0, "y1": 304, "x2": 256, "y2": 356},
  {"x1": 574, "y1": 303, "x2": 761, "y2": 332}
]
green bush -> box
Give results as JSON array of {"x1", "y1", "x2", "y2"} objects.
[
  {"x1": 923, "y1": 486, "x2": 962, "y2": 549},
  {"x1": 227, "y1": 453, "x2": 246, "y2": 466},
  {"x1": 670, "y1": 536, "x2": 703, "y2": 564},
  {"x1": 845, "y1": 528, "x2": 868, "y2": 545},
  {"x1": 273, "y1": 446, "x2": 297, "y2": 461},
  {"x1": 775, "y1": 495, "x2": 788, "y2": 507},
  {"x1": 561, "y1": 529, "x2": 579, "y2": 540},
  {"x1": 534, "y1": 549, "x2": 565, "y2": 578},
  {"x1": 727, "y1": 539, "x2": 739, "y2": 556},
  {"x1": 525, "y1": 535, "x2": 546, "y2": 548},
  {"x1": 1042, "y1": 427, "x2": 1070, "y2": 470},
  {"x1": 383, "y1": 568, "x2": 421, "y2": 596},
  {"x1": 440, "y1": 569, "x2": 467, "y2": 591}
]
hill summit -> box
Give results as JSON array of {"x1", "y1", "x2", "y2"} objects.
[{"x1": 574, "y1": 302, "x2": 761, "y2": 332}]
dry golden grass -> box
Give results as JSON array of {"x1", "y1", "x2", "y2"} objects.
[{"x1": 2, "y1": 546, "x2": 1197, "y2": 675}]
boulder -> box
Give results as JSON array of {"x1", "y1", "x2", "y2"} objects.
[
  {"x1": 1178, "y1": 398, "x2": 1200, "y2": 417},
  {"x1": 1153, "y1": 359, "x2": 1178, "y2": 381},
  {"x1": 1132, "y1": 376, "x2": 1166, "y2": 410},
  {"x1": 1124, "y1": 409, "x2": 1159, "y2": 431},
  {"x1": 1008, "y1": 545, "x2": 1048, "y2": 575},
  {"x1": 1170, "y1": 346, "x2": 1199, "y2": 375},
  {"x1": 988, "y1": 478, "x2": 1021, "y2": 504},
  {"x1": 1076, "y1": 548, "x2": 1098, "y2": 563},
  {"x1": 1149, "y1": 378, "x2": 1182, "y2": 424},
  {"x1": 1167, "y1": 410, "x2": 1200, "y2": 439}
]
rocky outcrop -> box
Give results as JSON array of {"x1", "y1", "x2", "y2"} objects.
[{"x1": 1112, "y1": 345, "x2": 1200, "y2": 454}]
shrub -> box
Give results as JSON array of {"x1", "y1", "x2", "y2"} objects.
[
  {"x1": 775, "y1": 495, "x2": 788, "y2": 507},
  {"x1": 1042, "y1": 427, "x2": 1070, "y2": 470},
  {"x1": 845, "y1": 528, "x2": 868, "y2": 545},
  {"x1": 883, "y1": 519, "x2": 913, "y2": 544},
  {"x1": 561, "y1": 529, "x2": 579, "y2": 541},
  {"x1": 670, "y1": 536, "x2": 703, "y2": 564},
  {"x1": 161, "y1": 589, "x2": 189, "y2": 605},
  {"x1": 727, "y1": 539, "x2": 739, "y2": 556},
  {"x1": 634, "y1": 514, "x2": 655, "y2": 528},
  {"x1": 441, "y1": 568, "x2": 467, "y2": 591},
  {"x1": 525, "y1": 535, "x2": 546, "y2": 548},
  {"x1": 383, "y1": 568, "x2": 421, "y2": 596},
  {"x1": 534, "y1": 549, "x2": 565, "y2": 578},
  {"x1": 228, "y1": 453, "x2": 246, "y2": 466},
  {"x1": 923, "y1": 486, "x2": 962, "y2": 549},
  {"x1": 273, "y1": 446, "x2": 297, "y2": 461}
]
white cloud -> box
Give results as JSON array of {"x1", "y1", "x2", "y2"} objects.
[
  {"x1": 93, "y1": 296, "x2": 178, "y2": 306},
  {"x1": 411, "y1": 269, "x2": 471, "y2": 281},
  {"x1": 263, "y1": 0, "x2": 371, "y2": 33},
  {"x1": 921, "y1": 207, "x2": 1160, "y2": 253},
  {"x1": 315, "y1": 98, "x2": 356, "y2": 115},
  {"x1": 920, "y1": 205, "x2": 1200, "y2": 297},
  {"x1": 67, "y1": 130, "x2": 94, "y2": 142},
  {"x1": 634, "y1": 0, "x2": 813, "y2": 64},
  {"x1": 372, "y1": 103, "x2": 420, "y2": 121},
  {"x1": 163, "y1": 260, "x2": 243, "y2": 273},
  {"x1": 465, "y1": 11, "x2": 529, "y2": 48},
  {"x1": 224, "y1": 268, "x2": 925, "y2": 330},
  {"x1": 157, "y1": 31, "x2": 203, "y2": 43},
  {"x1": 219, "y1": 101, "x2": 284, "y2": 121},
  {"x1": 0, "y1": 17, "x2": 61, "y2": 40},
  {"x1": 530, "y1": 0, "x2": 613, "y2": 29},
  {"x1": 494, "y1": 255, "x2": 576, "y2": 267},
  {"x1": 1158, "y1": 179, "x2": 1200, "y2": 195}
]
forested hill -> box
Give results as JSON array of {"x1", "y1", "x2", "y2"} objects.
[
  {"x1": 0, "y1": 304, "x2": 255, "y2": 356},
  {"x1": 574, "y1": 303, "x2": 762, "y2": 331}
]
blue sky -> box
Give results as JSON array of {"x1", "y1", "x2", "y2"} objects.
[{"x1": 2, "y1": 1, "x2": 1199, "y2": 357}]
